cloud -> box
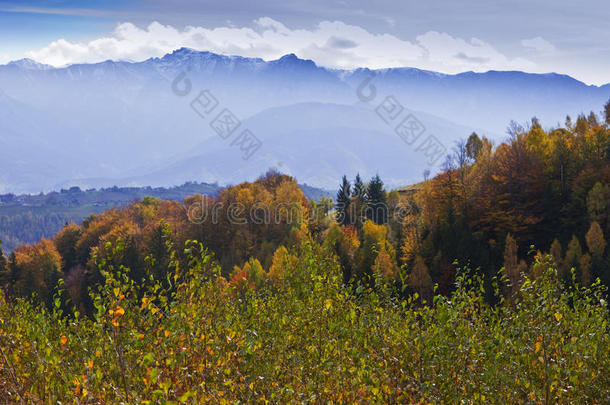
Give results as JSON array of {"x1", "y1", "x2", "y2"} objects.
[
  {"x1": 521, "y1": 37, "x2": 557, "y2": 54},
  {"x1": 325, "y1": 36, "x2": 358, "y2": 49},
  {"x1": 25, "y1": 18, "x2": 537, "y2": 74}
]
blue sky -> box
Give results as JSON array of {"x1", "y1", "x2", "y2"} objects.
[{"x1": 0, "y1": 0, "x2": 609, "y2": 85}]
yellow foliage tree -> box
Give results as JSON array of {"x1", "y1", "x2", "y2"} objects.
[
  {"x1": 585, "y1": 221, "x2": 606, "y2": 258},
  {"x1": 409, "y1": 255, "x2": 432, "y2": 302}
]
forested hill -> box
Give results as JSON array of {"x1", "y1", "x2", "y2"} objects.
[
  {"x1": 1, "y1": 99, "x2": 610, "y2": 312},
  {"x1": 2, "y1": 103, "x2": 610, "y2": 402},
  {"x1": 0, "y1": 181, "x2": 332, "y2": 252}
]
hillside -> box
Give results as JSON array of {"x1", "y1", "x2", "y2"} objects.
[
  {"x1": 2, "y1": 112, "x2": 610, "y2": 400},
  {"x1": 0, "y1": 181, "x2": 332, "y2": 252}
]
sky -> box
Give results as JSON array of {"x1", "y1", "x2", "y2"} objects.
[{"x1": 0, "y1": 0, "x2": 609, "y2": 85}]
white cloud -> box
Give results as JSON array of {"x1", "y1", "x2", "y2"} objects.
[
  {"x1": 25, "y1": 18, "x2": 537, "y2": 74},
  {"x1": 521, "y1": 37, "x2": 557, "y2": 54},
  {"x1": 0, "y1": 54, "x2": 8, "y2": 64}
]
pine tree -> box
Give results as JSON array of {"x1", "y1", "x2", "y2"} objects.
[
  {"x1": 336, "y1": 176, "x2": 352, "y2": 226},
  {"x1": 605, "y1": 99, "x2": 610, "y2": 126},
  {"x1": 365, "y1": 175, "x2": 388, "y2": 225},
  {"x1": 351, "y1": 174, "x2": 367, "y2": 230},
  {"x1": 353, "y1": 173, "x2": 366, "y2": 200}
]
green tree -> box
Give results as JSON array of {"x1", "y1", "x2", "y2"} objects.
[
  {"x1": 336, "y1": 176, "x2": 352, "y2": 226},
  {"x1": 365, "y1": 175, "x2": 388, "y2": 225},
  {"x1": 351, "y1": 173, "x2": 367, "y2": 230},
  {"x1": 353, "y1": 173, "x2": 366, "y2": 199},
  {"x1": 605, "y1": 99, "x2": 610, "y2": 126}
]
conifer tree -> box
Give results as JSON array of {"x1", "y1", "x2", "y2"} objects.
[
  {"x1": 365, "y1": 175, "x2": 388, "y2": 225},
  {"x1": 353, "y1": 173, "x2": 366, "y2": 200},
  {"x1": 351, "y1": 173, "x2": 367, "y2": 230},
  {"x1": 336, "y1": 176, "x2": 352, "y2": 226},
  {"x1": 605, "y1": 99, "x2": 610, "y2": 126}
]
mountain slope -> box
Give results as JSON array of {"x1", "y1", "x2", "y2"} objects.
[
  {"x1": 96, "y1": 102, "x2": 479, "y2": 189},
  {"x1": 0, "y1": 49, "x2": 608, "y2": 192}
]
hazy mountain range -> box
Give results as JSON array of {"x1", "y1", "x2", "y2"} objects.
[{"x1": 1, "y1": 48, "x2": 609, "y2": 193}]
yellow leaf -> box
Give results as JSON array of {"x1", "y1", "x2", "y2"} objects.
[
  {"x1": 325, "y1": 299, "x2": 332, "y2": 311},
  {"x1": 60, "y1": 335, "x2": 68, "y2": 345},
  {"x1": 535, "y1": 341, "x2": 541, "y2": 354},
  {"x1": 164, "y1": 330, "x2": 170, "y2": 338},
  {"x1": 554, "y1": 313, "x2": 563, "y2": 322},
  {"x1": 115, "y1": 305, "x2": 125, "y2": 317}
]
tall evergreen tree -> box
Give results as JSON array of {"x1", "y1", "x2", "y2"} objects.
[
  {"x1": 336, "y1": 176, "x2": 352, "y2": 226},
  {"x1": 605, "y1": 99, "x2": 610, "y2": 126},
  {"x1": 351, "y1": 174, "x2": 367, "y2": 230},
  {"x1": 366, "y1": 175, "x2": 388, "y2": 224},
  {"x1": 353, "y1": 174, "x2": 366, "y2": 199}
]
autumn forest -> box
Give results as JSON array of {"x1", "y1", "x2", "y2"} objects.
[{"x1": 2, "y1": 102, "x2": 610, "y2": 403}]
